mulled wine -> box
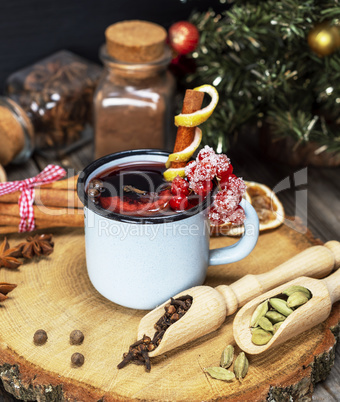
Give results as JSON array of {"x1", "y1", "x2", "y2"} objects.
[{"x1": 86, "y1": 161, "x2": 201, "y2": 217}]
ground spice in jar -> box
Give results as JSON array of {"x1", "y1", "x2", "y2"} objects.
[{"x1": 94, "y1": 20, "x2": 175, "y2": 159}]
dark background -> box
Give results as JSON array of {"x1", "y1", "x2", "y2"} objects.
[{"x1": 0, "y1": 0, "x2": 224, "y2": 91}]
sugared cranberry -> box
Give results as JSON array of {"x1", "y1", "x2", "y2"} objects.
[
  {"x1": 213, "y1": 189, "x2": 240, "y2": 214},
  {"x1": 220, "y1": 174, "x2": 247, "y2": 197},
  {"x1": 185, "y1": 161, "x2": 197, "y2": 181},
  {"x1": 227, "y1": 205, "x2": 246, "y2": 225},
  {"x1": 215, "y1": 154, "x2": 231, "y2": 179},
  {"x1": 197, "y1": 145, "x2": 216, "y2": 161},
  {"x1": 171, "y1": 176, "x2": 190, "y2": 196},
  {"x1": 194, "y1": 160, "x2": 217, "y2": 181},
  {"x1": 208, "y1": 206, "x2": 224, "y2": 226},
  {"x1": 217, "y1": 164, "x2": 233, "y2": 181},
  {"x1": 189, "y1": 180, "x2": 213, "y2": 197},
  {"x1": 169, "y1": 195, "x2": 189, "y2": 211}
]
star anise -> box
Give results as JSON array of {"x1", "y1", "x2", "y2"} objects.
[
  {"x1": 0, "y1": 282, "x2": 17, "y2": 302},
  {"x1": 0, "y1": 238, "x2": 23, "y2": 269},
  {"x1": 18, "y1": 234, "x2": 54, "y2": 259}
]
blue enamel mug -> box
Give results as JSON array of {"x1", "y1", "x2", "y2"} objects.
[{"x1": 77, "y1": 150, "x2": 259, "y2": 310}]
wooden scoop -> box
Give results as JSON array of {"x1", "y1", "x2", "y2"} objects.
[
  {"x1": 233, "y1": 265, "x2": 340, "y2": 354},
  {"x1": 138, "y1": 241, "x2": 340, "y2": 357}
]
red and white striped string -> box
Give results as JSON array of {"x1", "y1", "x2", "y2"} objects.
[{"x1": 0, "y1": 165, "x2": 66, "y2": 232}]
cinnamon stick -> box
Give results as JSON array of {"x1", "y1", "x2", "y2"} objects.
[
  {"x1": 0, "y1": 215, "x2": 21, "y2": 226},
  {"x1": 0, "y1": 188, "x2": 82, "y2": 209},
  {"x1": 40, "y1": 175, "x2": 79, "y2": 191},
  {"x1": 0, "y1": 214, "x2": 84, "y2": 228},
  {"x1": 0, "y1": 204, "x2": 84, "y2": 227},
  {"x1": 0, "y1": 221, "x2": 83, "y2": 234},
  {"x1": 0, "y1": 226, "x2": 18, "y2": 234},
  {"x1": 171, "y1": 90, "x2": 204, "y2": 168}
]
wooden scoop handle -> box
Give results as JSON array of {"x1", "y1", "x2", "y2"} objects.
[
  {"x1": 322, "y1": 265, "x2": 340, "y2": 305},
  {"x1": 216, "y1": 241, "x2": 340, "y2": 316}
]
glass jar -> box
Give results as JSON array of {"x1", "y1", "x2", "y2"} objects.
[
  {"x1": 94, "y1": 21, "x2": 176, "y2": 159},
  {"x1": 5, "y1": 50, "x2": 102, "y2": 157},
  {"x1": 0, "y1": 96, "x2": 34, "y2": 165}
]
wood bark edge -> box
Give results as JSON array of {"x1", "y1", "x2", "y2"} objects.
[{"x1": 0, "y1": 305, "x2": 339, "y2": 401}]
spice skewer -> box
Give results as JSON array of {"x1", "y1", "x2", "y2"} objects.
[
  {"x1": 171, "y1": 89, "x2": 204, "y2": 169},
  {"x1": 137, "y1": 241, "x2": 340, "y2": 357}
]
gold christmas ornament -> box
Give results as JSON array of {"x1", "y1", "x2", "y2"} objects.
[{"x1": 307, "y1": 21, "x2": 340, "y2": 57}]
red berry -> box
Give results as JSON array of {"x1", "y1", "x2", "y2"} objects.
[
  {"x1": 220, "y1": 175, "x2": 246, "y2": 198},
  {"x1": 194, "y1": 160, "x2": 216, "y2": 181},
  {"x1": 190, "y1": 180, "x2": 213, "y2": 197},
  {"x1": 213, "y1": 189, "x2": 239, "y2": 214},
  {"x1": 227, "y1": 205, "x2": 246, "y2": 225},
  {"x1": 208, "y1": 206, "x2": 224, "y2": 226},
  {"x1": 209, "y1": 204, "x2": 245, "y2": 226},
  {"x1": 215, "y1": 155, "x2": 231, "y2": 179},
  {"x1": 185, "y1": 160, "x2": 197, "y2": 181},
  {"x1": 168, "y1": 21, "x2": 200, "y2": 55},
  {"x1": 171, "y1": 176, "x2": 190, "y2": 196},
  {"x1": 169, "y1": 195, "x2": 189, "y2": 211},
  {"x1": 219, "y1": 164, "x2": 233, "y2": 183},
  {"x1": 197, "y1": 145, "x2": 216, "y2": 161}
]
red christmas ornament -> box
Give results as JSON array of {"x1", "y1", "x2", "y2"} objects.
[{"x1": 168, "y1": 21, "x2": 200, "y2": 55}]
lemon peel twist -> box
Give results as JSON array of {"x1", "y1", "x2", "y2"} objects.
[
  {"x1": 165, "y1": 127, "x2": 202, "y2": 168},
  {"x1": 164, "y1": 85, "x2": 219, "y2": 181},
  {"x1": 174, "y1": 85, "x2": 219, "y2": 127}
]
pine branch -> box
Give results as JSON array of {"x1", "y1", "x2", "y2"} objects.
[{"x1": 186, "y1": 2, "x2": 340, "y2": 153}]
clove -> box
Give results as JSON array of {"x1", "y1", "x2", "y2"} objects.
[{"x1": 117, "y1": 295, "x2": 193, "y2": 372}]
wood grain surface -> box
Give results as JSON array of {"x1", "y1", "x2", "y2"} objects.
[
  {"x1": 0, "y1": 222, "x2": 338, "y2": 401},
  {"x1": 2, "y1": 129, "x2": 340, "y2": 400}
]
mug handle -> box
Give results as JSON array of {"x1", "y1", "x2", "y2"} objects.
[{"x1": 208, "y1": 199, "x2": 259, "y2": 265}]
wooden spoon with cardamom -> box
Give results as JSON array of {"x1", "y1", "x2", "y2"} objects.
[
  {"x1": 233, "y1": 266, "x2": 340, "y2": 354},
  {"x1": 138, "y1": 241, "x2": 340, "y2": 357}
]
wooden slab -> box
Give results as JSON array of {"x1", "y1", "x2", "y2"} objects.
[{"x1": 0, "y1": 223, "x2": 339, "y2": 401}]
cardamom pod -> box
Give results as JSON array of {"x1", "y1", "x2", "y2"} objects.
[
  {"x1": 258, "y1": 316, "x2": 274, "y2": 332},
  {"x1": 204, "y1": 366, "x2": 235, "y2": 381},
  {"x1": 265, "y1": 310, "x2": 287, "y2": 323},
  {"x1": 273, "y1": 321, "x2": 283, "y2": 333},
  {"x1": 220, "y1": 345, "x2": 234, "y2": 369},
  {"x1": 234, "y1": 352, "x2": 249, "y2": 381},
  {"x1": 287, "y1": 291, "x2": 309, "y2": 308},
  {"x1": 251, "y1": 328, "x2": 273, "y2": 345},
  {"x1": 282, "y1": 285, "x2": 311, "y2": 299},
  {"x1": 269, "y1": 298, "x2": 293, "y2": 316},
  {"x1": 250, "y1": 299, "x2": 268, "y2": 327}
]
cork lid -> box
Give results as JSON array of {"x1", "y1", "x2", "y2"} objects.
[{"x1": 105, "y1": 20, "x2": 167, "y2": 63}]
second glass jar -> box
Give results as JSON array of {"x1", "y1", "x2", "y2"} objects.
[{"x1": 94, "y1": 22, "x2": 176, "y2": 159}]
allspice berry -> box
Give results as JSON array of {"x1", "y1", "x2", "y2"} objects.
[
  {"x1": 71, "y1": 352, "x2": 85, "y2": 367},
  {"x1": 33, "y1": 329, "x2": 48, "y2": 345},
  {"x1": 70, "y1": 330, "x2": 84, "y2": 345}
]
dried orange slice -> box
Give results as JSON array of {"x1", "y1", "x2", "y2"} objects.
[
  {"x1": 211, "y1": 181, "x2": 285, "y2": 236},
  {"x1": 174, "y1": 85, "x2": 219, "y2": 127}
]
